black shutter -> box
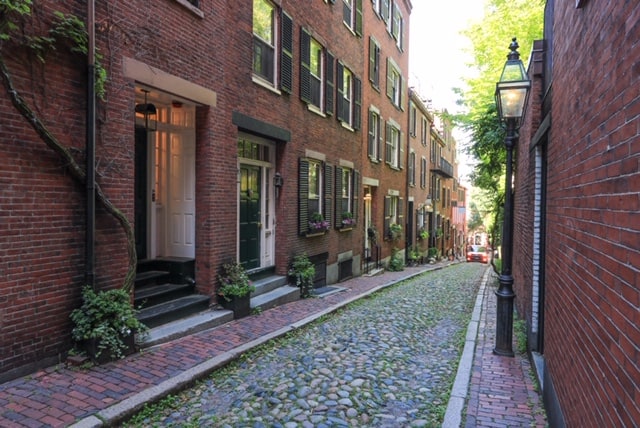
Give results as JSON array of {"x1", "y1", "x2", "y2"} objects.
[
  {"x1": 353, "y1": 170, "x2": 360, "y2": 225},
  {"x1": 299, "y1": 159, "x2": 309, "y2": 235},
  {"x1": 325, "y1": 51, "x2": 335, "y2": 116},
  {"x1": 384, "y1": 196, "x2": 391, "y2": 238},
  {"x1": 368, "y1": 110, "x2": 374, "y2": 157},
  {"x1": 336, "y1": 62, "x2": 345, "y2": 122},
  {"x1": 324, "y1": 163, "x2": 333, "y2": 229},
  {"x1": 335, "y1": 166, "x2": 343, "y2": 228},
  {"x1": 353, "y1": 76, "x2": 362, "y2": 130},
  {"x1": 300, "y1": 28, "x2": 312, "y2": 103},
  {"x1": 280, "y1": 12, "x2": 293, "y2": 93},
  {"x1": 376, "y1": 116, "x2": 382, "y2": 161}
]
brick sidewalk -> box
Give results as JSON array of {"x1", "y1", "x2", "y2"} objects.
[
  {"x1": 0, "y1": 262, "x2": 545, "y2": 427},
  {"x1": 463, "y1": 271, "x2": 547, "y2": 427}
]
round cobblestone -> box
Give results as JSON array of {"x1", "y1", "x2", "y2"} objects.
[{"x1": 124, "y1": 263, "x2": 486, "y2": 427}]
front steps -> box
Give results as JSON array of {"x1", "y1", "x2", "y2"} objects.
[{"x1": 135, "y1": 261, "x2": 300, "y2": 348}]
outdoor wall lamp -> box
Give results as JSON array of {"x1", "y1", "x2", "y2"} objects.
[
  {"x1": 493, "y1": 37, "x2": 531, "y2": 357},
  {"x1": 273, "y1": 172, "x2": 283, "y2": 198},
  {"x1": 135, "y1": 89, "x2": 157, "y2": 131},
  {"x1": 424, "y1": 195, "x2": 434, "y2": 213}
]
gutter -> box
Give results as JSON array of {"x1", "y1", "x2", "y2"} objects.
[{"x1": 86, "y1": 0, "x2": 96, "y2": 288}]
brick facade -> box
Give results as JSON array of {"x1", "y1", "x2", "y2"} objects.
[
  {"x1": 1, "y1": 0, "x2": 419, "y2": 379},
  {"x1": 515, "y1": 1, "x2": 640, "y2": 426}
]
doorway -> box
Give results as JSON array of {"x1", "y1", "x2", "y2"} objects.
[{"x1": 134, "y1": 89, "x2": 196, "y2": 261}]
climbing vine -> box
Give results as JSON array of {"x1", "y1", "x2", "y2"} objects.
[{"x1": 0, "y1": 1, "x2": 136, "y2": 291}]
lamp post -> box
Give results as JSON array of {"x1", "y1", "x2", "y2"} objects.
[{"x1": 493, "y1": 38, "x2": 531, "y2": 357}]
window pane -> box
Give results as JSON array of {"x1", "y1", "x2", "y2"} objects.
[{"x1": 253, "y1": 0, "x2": 274, "y2": 44}]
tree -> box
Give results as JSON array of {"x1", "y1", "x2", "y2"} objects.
[{"x1": 455, "y1": 0, "x2": 544, "y2": 244}]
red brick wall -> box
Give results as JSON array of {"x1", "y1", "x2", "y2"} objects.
[
  {"x1": 531, "y1": 1, "x2": 640, "y2": 425},
  {"x1": 513, "y1": 40, "x2": 545, "y2": 330}
]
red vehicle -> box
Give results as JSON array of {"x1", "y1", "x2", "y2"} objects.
[{"x1": 467, "y1": 245, "x2": 489, "y2": 264}]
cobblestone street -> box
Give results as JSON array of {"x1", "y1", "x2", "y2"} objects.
[{"x1": 122, "y1": 263, "x2": 487, "y2": 427}]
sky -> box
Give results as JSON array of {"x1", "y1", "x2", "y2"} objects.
[
  {"x1": 408, "y1": 0, "x2": 487, "y2": 114},
  {"x1": 408, "y1": 0, "x2": 488, "y2": 185}
]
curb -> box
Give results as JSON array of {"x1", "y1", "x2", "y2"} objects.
[
  {"x1": 70, "y1": 262, "x2": 460, "y2": 427},
  {"x1": 442, "y1": 266, "x2": 491, "y2": 427}
]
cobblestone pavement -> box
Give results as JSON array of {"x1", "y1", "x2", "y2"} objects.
[{"x1": 121, "y1": 263, "x2": 487, "y2": 427}]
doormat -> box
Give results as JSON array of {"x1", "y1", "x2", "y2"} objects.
[{"x1": 312, "y1": 286, "x2": 347, "y2": 298}]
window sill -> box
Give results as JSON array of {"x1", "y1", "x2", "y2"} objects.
[
  {"x1": 252, "y1": 75, "x2": 282, "y2": 95},
  {"x1": 338, "y1": 227, "x2": 354, "y2": 232},
  {"x1": 172, "y1": 0, "x2": 204, "y2": 18},
  {"x1": 307, "y1": 104, "x2": 327, "y2": 117},
  {"x1": 340, "y1": 121, "x2": 355, "y2": 132}
]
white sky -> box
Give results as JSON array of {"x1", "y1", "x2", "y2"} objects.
[
  {"x1": 408, "y1": 0, "x2": 487, "y2": 186},
  {"x1": 408, "y1": 0, "x2": 486, "y2": 114}
]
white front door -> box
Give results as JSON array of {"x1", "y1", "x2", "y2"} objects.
[{"x1": 167, "y1": 131, "x2": 195, "y2": 257}]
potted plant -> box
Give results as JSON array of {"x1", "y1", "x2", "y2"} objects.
[
  {"x1": 288, "y1": 254, "x2": 316, "y2": 298},
  {"x1": 417, "y1": 227, "x2": 429, "y2": 241},
  {"x1": 308, "y1": 212, "x2": 330, "y2": 233},
  {"x1": 217, "y1": 262, "x2": 255, "y2": 318},
  {"x1": 388, "y1": 223, "x2": 403, "y2": 241},
  {"x1": 70, "y1": 286, "x2": 148, "y2": 363},
  {"x1": 341, "y1": 212, "x2": 355, "y2": 228}
]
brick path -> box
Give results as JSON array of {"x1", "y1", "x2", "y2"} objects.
[
  {"x1": 0, "y1": 262, "x2": 546, "y2": 427},
  {"x1": 463, "y1": 271, "x2": 547, "y2": 427}
]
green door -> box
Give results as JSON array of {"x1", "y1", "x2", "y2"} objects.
[{"x1": 239, "y1": 165, "x2": 261, "y2": 270}]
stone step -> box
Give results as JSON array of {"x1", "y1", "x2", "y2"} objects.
[
  {"x1": 138, "y1": 308, "x2": 233, "y2": 348},
  {"x1": 136, "y1": 294, "x2": 210, "y2": 329},
  {"x1": 251, "y1": 285, "x2": 300, "y2": 312},
  {"x1": 251, "y1": 275, "x2": 289, "y2": 298}
]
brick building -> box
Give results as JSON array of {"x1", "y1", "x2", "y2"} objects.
[
  {"x1": 360, "y1": 0, "x2": 412, "y2": 267},
  {"x1": 1, "y1": 0, "x2": 424, "y2": 380},
  {"x1": 514, "y1": 0, "x2": 640, "y2": 426}
]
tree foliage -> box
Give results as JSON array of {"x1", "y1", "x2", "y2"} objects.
[{"x1": 456, "y1": 0, "x2": 544, "y2": 241}]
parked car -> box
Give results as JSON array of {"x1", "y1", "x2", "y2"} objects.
[{"x1": 467, "y1": 245, "x2": 489, "y2": 264}]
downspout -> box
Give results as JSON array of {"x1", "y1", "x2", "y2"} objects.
[{"x1": 86, "y1": 0, "x2": 96, "y2": 288}]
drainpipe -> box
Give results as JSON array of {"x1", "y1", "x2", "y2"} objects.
[{"x1": 86, "y1": 0, "x2": 96, "y2": 288}]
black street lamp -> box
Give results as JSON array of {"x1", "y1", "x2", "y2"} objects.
[{"x1": 493, "y1": 38, "x2": 531, "y2": 357}]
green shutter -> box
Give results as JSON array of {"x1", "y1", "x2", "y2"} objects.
[
  {"x1": 325, "y1": 51, "x2": 335, "y2": 116},
  {"x1": 324, "y1": 163, "x2": 333, "y2": 228},
  {"x1": 353, "y1": 170, "x2": 360, "y2": 225},
  {"x1": 353, "y1": 76, "x2": 362, "y2": 130},
  {"x1": 299, "y1": 159, "x2": 309, "y2": 235},
  {"x1": 369, "y1": 38, "x2": 376, "y2": 84},
  {"x1": 384, "y1": 196, "x2": 391, "y2": 238},
  {"x1": 386, "y1": 58, "x2": 393, "y2": 100},
  {"x1": 281, "y1": 12, "x2": 293, "y2": 93},
  {"x1": 300, "y1": 28, "x2": 312, "y2": 103},
  {"x1": 355, "y1": 0, "x2": 363, "y2": 36},
  {"x1": 335, "y1": 166, "x2": 343, "y2": 228},
  {"x1": 336, "y1": 62, "x2": 345, "y2": 122},
  {"x1": 385, "y1": 122, "x2": 392, "y2": 164}
]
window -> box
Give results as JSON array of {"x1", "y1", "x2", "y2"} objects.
[
  {"x1": 337, "y1": 62, "x2": 362, "y2": 129},
  {"x1": 253, "y1": 0, "x2": 293, "y2": 92},
  {"x1": 385, "y1": 121, "x2": 403, "y2": 169},
  {"x1": 369, "y1": 37, "x2": 381, "y2": 89},
  {"x1": 342, "y1": 0, "x2": 363, "y2": 36},
  {"x1": 386, "y1": 58, "x2": 403, "y2": 109},
  {"x1": 301, "y1": 29, "x2": 334, "y2": 114},
  {"x1": 336, "y1": 167, "x2": 360, "y2": 228},
  {"x1": 368, "y1": 109, "x2": 382, "y2": 161},
  {"x1": 408, "y1": 152, "x2": 416, "y2": 186},
  {"x1": 384, "y1": 195, "x2": 403, "y2": 239},
  {"x1": 299, "y1": 158, "x2": 333, "y2": 235}
]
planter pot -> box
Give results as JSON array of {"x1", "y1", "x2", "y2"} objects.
[
  {"x1": 220, "y1": 294, "x2": 251, "y2": 319},
  {"x1": 83, "y1": 333, "x2": 136, "y2": 364}
]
